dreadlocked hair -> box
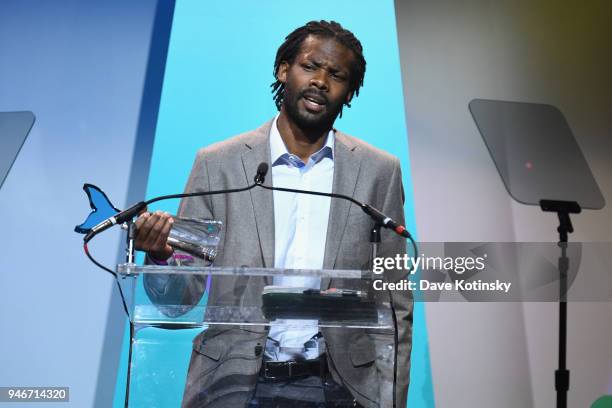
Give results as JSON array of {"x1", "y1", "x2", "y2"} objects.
[{"x1": 271, "y1": 20, "x2": 367, "y2": 111}]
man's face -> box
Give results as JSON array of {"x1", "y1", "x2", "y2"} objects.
[{"x1": 277, "y1": 35, "x2": 355, "y2": 132}]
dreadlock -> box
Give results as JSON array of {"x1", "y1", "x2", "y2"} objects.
[{"x1": 271, "y1": 20, "x2": 367, "y2": 111}]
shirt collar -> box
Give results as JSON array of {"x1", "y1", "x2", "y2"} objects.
[{"x1": 270, "y1": 115, "x2": 334, "y2": 168}]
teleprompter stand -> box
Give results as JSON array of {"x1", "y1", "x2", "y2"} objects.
[
  {"x1": 470, "y1": 99, "x2": 605, "y2": 408},
  {"x1": 540, "y1": 200, "x2": 581, "y2": 408}
]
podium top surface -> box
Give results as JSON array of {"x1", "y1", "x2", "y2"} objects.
[
  {"x1": 117, "y1": 263, "x2": 366, "y2": 279},
  {"x1": 116, "y1": 264, "x2": 389, "y2": 329}
]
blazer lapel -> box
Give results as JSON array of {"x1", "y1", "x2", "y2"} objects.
[
  {"x1": 240, "y1": 124, "x2": 361, "y2": 285},
  {"x1": 241, "y1": 121, "x2": 275, "y2": 269},
  {"x1": 321, "y1": 132, "x2": 362, "y2": 288}
]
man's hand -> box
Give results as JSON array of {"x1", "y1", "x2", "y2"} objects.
[{"x1": 134, "y1": 210, "x2": 174, "y2": 261}]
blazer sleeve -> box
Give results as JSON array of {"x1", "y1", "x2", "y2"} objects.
[
  {"x1": 143, "y1": 149, "x2": 213, "y2": 316},
  {"x1": 177, "y1": 148, "x2": 215, "y2": 220}
]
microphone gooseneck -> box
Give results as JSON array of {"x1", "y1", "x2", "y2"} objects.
[
  {"x1": 254, "y1": 164, "x2": 411, "y2": 239},
  {"x1": 84, "y1": 161, "x2": 412, "y2": 241},
  {"x1": 83, "y1": 163, "x2": 269, "y2": 242}
]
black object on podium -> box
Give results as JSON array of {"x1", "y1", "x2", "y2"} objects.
[{"x1": 469, "y1": 99, "x2": 605, "y2": 408}]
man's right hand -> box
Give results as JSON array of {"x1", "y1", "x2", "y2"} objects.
[{"x1": 134, "y1": 210, "x2": 174, "y2": 261}]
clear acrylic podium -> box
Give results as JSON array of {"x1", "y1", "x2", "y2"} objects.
[{"x1": 116, "y1": 263, "x2": 396, "y2": 407}]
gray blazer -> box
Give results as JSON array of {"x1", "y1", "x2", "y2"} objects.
[{"x1": 152, "y1": 120, "x2": 413, "y2": 407}]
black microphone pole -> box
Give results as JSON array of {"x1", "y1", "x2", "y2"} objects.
[
  {"x1": 254, "y1": 162, "x2": 415, "y2": 408},
  {"x1": 83, "y1": 163, "x2": 269, "y2": 408},
  {"x1": 255, "y1": 176, "x2": 412, "y2": 240}
]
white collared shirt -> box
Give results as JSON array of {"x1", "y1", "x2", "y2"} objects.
[{"x1": 265, "y1": 115, "x2": 334, "y2": 361}]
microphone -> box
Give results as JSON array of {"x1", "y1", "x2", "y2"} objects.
[
  {"x1": 361, "y1": 204, "x2": 411, "y2": 238},
  {"x1": 254, "y1": 162, "x2": 269, "y2": 184},
  {"x1": 84, "y1": 201, "x2": 147, "y2": 243}
]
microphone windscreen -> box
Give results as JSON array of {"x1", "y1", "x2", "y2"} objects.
[{"x1": 257, "y1": 162, "x2": 269, "y2": 178}]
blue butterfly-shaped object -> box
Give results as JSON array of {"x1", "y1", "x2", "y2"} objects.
[{"x1": 74, "y1": 183, "x2": 120, "y2": 234}]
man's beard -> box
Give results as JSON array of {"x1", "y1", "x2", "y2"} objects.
[{"x1": 282, "y1": 85, "x2": 344, "y2": 137}]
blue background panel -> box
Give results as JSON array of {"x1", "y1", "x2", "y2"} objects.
[{"x1": 0, "y1": 1, "x2": 159, "y2": 407}]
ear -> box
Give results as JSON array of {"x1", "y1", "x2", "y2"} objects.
[{"x1": 277, "y1": 61, "x2": 289, "y2": 83}]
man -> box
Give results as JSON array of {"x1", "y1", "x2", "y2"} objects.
[{"x1": 136, "y1": 21, "x2": 412, "y2": 407}]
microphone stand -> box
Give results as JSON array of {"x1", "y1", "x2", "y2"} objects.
[
  {"x1": 256, "y1": 182, "x2": 413, "y2": 408},
  {"x1": 123, "y1": 222, "x2": 137, "y2": 407},
  {"x1": 125, "y1": 221, "x2": 137, "y2": 265},
  {"x1": 99, "y1": 173, "x2": 266, "y2": 408},
  {"x1": 369, "y1": 223, "x2": 399, "y2": 408}
]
